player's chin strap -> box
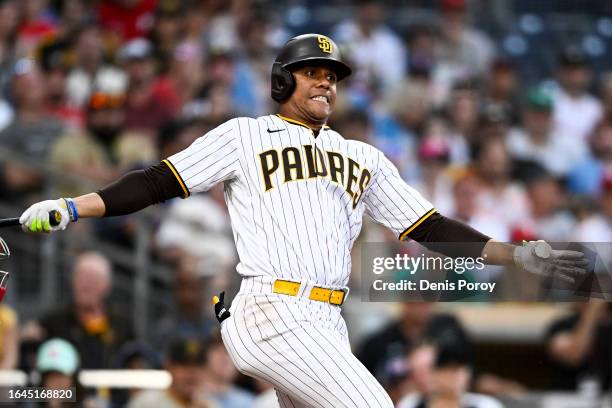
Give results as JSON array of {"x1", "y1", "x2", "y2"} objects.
[{"x1": 212, "y1": 291, "x2": 231, "y2": 324}]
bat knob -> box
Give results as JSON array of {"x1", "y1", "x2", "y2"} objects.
[{"x1": 49, "y1": 210, "x2": 62, "y2": 227}]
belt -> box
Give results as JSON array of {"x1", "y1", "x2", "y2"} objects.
[{"x1": 273, "y1": 279, "x2": 349, "y2": 306}]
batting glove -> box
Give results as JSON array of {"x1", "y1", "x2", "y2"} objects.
[
  {"x1": 19, "y1": 199, "x2": 74, "y2": 233},
  {"x1": 513, "y1": 240, "x2": 588, "y2": 283}
]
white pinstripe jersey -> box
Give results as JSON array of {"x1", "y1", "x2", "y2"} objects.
[{"x1": 166, "y1": 114, "x2": 435, "y2": 287}]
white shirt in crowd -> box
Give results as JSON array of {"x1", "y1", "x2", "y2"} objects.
[{"x1": 552, "y1": 87, "x2": 602, "y2": 142}]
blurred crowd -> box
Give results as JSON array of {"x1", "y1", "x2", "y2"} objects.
[{"x1": 0, "y1": 0, "x2": 610, "y2": 407}]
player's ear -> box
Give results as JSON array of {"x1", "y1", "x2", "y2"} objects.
[{"x1": 271, "y1": 62, "x2": 295, "y2": 102}]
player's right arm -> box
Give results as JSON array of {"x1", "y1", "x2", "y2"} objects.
[{"x1": 20, "y1": 119, "x2": 240, "y2": 233}]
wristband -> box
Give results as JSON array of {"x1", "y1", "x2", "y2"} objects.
[{"x1": 62, "y1": 198, "x2": 79, "y2": 222}]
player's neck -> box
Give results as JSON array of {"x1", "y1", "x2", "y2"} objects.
[{"x1": 277, "y1": 106, "x2": 326, "y2": 131}]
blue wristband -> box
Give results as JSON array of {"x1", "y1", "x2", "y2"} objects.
[{"x1": 63, "y1": 198, "x2": 79, "y2": 222}]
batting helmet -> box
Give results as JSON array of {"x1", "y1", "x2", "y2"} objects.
[{"x1": 271, "y1": 34, "x2": 352, "y2": 103}]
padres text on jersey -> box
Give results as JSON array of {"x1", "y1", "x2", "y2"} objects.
[{"x1": 166, "y1": 114, "x2": 435, "y2": 288}]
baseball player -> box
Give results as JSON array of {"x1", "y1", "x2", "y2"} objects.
[{"x1": 21, "y1": 34, "x2": 586, "y2": 407}]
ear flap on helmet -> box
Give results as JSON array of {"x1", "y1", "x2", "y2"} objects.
[{"x1": 271, "y1": 62, "x2": 295, "y2": 103}]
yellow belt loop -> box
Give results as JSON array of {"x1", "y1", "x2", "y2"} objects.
[
  {"x1": 272, "y1": 279, "x2": 347, "y2": 306},
  {"x1": 273, "y1": 280, "x2": 301, "y2": 296}
]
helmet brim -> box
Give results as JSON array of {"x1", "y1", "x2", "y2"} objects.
[{"x1": 284, "y1": 57, "x2": 352, "y2": 82}]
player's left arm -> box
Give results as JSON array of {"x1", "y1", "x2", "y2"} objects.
[{"x1": 363, "y1": 150, "x2": 587, "y2": 282}]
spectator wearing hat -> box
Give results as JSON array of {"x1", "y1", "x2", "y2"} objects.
[
  {"x1": 35, "y1": 338, "x2": 83, "y2": 408},
  {"x1": 507, "y1": 87, "x2": 588, "y2": 176},
  {"x1": 128, "y1": 337, "x2": 217, "y2": 408},
  {"x1": 120, "y1": 37, "x2": 179, "y2": 138},
  {"x1": 397, "y1": 343, "x2": 504, "y2": 408},
  {"x1": 552, "y1": 47, "x2": 603, "y2": 142},
  {"x1": 356, "y1": 303, "x2": 471, "y2": 390}
]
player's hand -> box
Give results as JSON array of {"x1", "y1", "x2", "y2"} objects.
[
  {"x1": 19, "y1": 199, "x2": 71, "y2": 233},
  {"x1": 513, "y1": 240, "x2": 588, "y2": 283}
]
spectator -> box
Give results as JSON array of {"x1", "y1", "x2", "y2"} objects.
[
  {"x1": 545, "y1": 301, "x2": 612, "y2": 393},
  {"x1": 65, "y1": 26, "x2": 127, "y2": 108},
  {"x1": 153, "y1": 258, "x2": 217, "y2": 351},
  {"x1": 449, "y1": 174, "x2": 510, "y2": 239},
  {"x1": 523, "y1": 166, "x2": 575, "y2": 241},
  {"x1": 37, "y1": 251, "x2": 134, "y2": 369},
  {"x1": 397, "y1": 343, "x2": 504, "y2": 408},
  {"x1": 483, "y1": 59, "x2": 520, "y2": 126},
  {"x1": 0, "y1": 59, "x2": 63, "y2": 199},
  {"x1": 410, "y1": 120, "x2": 456, "y2": 215},
  {"x1": 128, "y1": 337, "x2": 217, "y2": 408},
  {"x1": 573, "y1": 173, "x2": 612, "y2": 242},
  {"x1": 507, "y1": 87, "x2": 587, "y2": 176},
  {"x1": 436, "y1": 0, "x2": 496, "y2": 82},
  {"x1": 444, "y1": 83, "x2": 478, "y2": 164},
  {"x1": 552, "y1": 47, "x2": 602, "y2": 142},
  {"x1": 472, "y1": 137, "x2": 530, "y2": 237},
  {"x1": 150, "y1": 0, "x2": 188, "y2": 70},
  {"x1": 333, "y1": 0, "x2": 407, "y2": 96},
  {"x1": 0, "y1": 303, "x2": 18, "y2": 369},
  {"x1": 120, "y1": 37, "x2": 179, "y2": 138},
  {"x1": 356, "y1": 302, "x2": 471, "y2": 383},
  {"x1": 567, "y1": 120, "x2": 612, "y2": 195},
  {"x1": 202, "y1": 333, "x2": 254, "y2": 408},
  {"x1": 49, "y1": 85, "x2": 127, "y2": 197},
  {"x1": 153, "y1": 41, "x2": 205, "y2": 117},
  {"x1": 35, "y1": 338, "x2": 83, "y2": 408},
  {"x1": 39, "y1": 39, "x2": 85, "y2": 131},
  {"x1": 405, "y1": 25, "x2": 446, "y2": 106}
]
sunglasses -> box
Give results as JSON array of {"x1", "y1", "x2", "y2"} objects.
[{"x1": 89, "y1": 92, "x2": 125, "y2": 110}]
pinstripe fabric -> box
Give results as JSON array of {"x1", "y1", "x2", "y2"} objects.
[
  {"x1": 168, "y1": 115, "x2": 433, "y2": 287},
  {"x1": 166, "y1": 114, "x2": 434, "y2": 406},
  {"x1": 221, "y1": 277, "x2": 394, "y2": 407}
]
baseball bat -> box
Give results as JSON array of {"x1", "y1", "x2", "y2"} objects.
[{"x1": 0, "y1": 210, "x2": 62, "y2": 228}]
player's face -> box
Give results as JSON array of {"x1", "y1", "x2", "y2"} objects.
[{"x1": 290, "y1": 65, "x2": 337, "y2": 124}]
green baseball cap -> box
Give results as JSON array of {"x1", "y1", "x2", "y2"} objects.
[
  {"x1": 37, "y1": 338, "x2": 79, "y2": 375},
  {"x1": 525, "y1": 87, "x2": 553, "y2": 111}
]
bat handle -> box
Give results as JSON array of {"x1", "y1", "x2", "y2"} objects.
[{"x1": 49, "y1": 210, "x2": 62, "y2": 227}]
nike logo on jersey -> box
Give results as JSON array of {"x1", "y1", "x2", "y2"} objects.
[
  {"x1": 267, "y1": 128, "x2": 285, "y2": 133},
  {"x1": 258, "y1": 145, "x2": 372, "y2": 209}
]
